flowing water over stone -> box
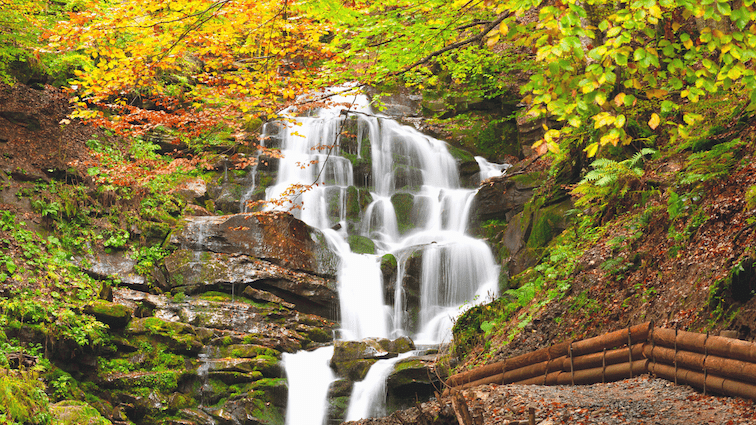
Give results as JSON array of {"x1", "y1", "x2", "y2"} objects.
[
  {"x1": 264, "y1": 90, "x2": 501, "y2": 422},
  {"x1": 345, "y1": 351, "x2": 416, "y2": 421}
]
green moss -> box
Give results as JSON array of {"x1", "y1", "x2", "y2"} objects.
[
  {"x1": 380, "y1": 254, "x2": 397, "y2": 276},
  {"x1": 347, "y1": 235, "x2": 375, "y2": 255},
  {"x1": 225, "y1": 344, "x2": 280, "y2": 359},
  {"x1": 526, "y1": 200, "x2": 573, "y2": 250},
  {"x1": 108, "y1": 370, "x2": 181, "y2": 392},
  {"x1": 50, "y1": 400, "x2": 110, "y2": 425},
  {"x1": 245, "y1": 397, "x2": 285, "y2": 425},
  {"x1": 446, "y1": 144, "x2": 475, "y2": 162},
  {"x1": 0, "y1": 372, "x2": 51, "y2": 424},
  {"x1": 139, "y1": 221, "x2": 171, "y2": 240},
  {"x1": 83, "y1": 300, "x2": 132, "y2": 328},
  {"x1": 510, "y1": 171, "x2": 546, "y2": 188},
  {"x1": 390, "y1": 193, "x2": 414, "y2": 235}
]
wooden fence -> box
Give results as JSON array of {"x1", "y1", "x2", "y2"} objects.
[{"x1": 443, "y1": 322, "x2": 756, "y2": 401}]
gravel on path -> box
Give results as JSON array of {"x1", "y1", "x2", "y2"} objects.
[{"x1": 345, "y1": 375, "x2": 756, "y2": 425}]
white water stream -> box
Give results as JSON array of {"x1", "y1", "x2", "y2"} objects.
[
  {"x1": 264, "y1": 89, "x2": 501, "y2": 423},
  {"x1": 345, "y1": 351, "x2": 416, "y2": 421},
  {"x1": 282, "y1": 346, "x2": 336, "y2": 425}
]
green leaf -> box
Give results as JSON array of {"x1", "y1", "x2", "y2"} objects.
[
  {"x1": 633, "y1": 47, "x2": 647, "y2": 61},
  {"x1": 661, "y1": 100, "x2": 677, "y2": 114},
  {"x1": 717, "y1": 0, "x2": 732, "y2": 16}
]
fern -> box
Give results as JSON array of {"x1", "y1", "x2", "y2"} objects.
[
  {"x1": 573, "y1": 149, "x2": 656, "y2": 209},
  {"x1": 579, "y1": 149, "x2": 656, "y2": 188}
]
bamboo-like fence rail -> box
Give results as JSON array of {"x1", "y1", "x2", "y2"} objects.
[{"x1": 443, "y1": 321, "x2": 756, "y2": 402}]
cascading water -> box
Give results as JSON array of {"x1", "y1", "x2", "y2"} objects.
[
  {"x1": 345, "y1": 351, "x2": 416, "y2": 421},
  {"x1": 282, "y1": 346, "x2": 336, "y2": 425},
  {"x1": 263, "y1": 90, "x2": 501, "y2": 422}
]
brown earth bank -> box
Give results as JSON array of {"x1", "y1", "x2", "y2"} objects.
[{"x1": 458, "y1": 129, "x2": 756, "y2": 372}]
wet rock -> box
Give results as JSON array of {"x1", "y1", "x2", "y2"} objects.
[
  {"x1": 242, "y1": 286, "x2": 295, "y2": 309},
  {"x1": 170, "y1": 212, "x2": 339, "y2": 277},
  {"x1": 83, "y1": 300, "x2": 132, "y2": 328},
  {"x1": 163, "y1": 250, "x2": 337, "y2": 319},
  {"x1": 390, "y1": 193, "x2": 415, "y2": 235},
  {"x1": 74, "y1": 249, "x2": 146, "y2": 290},
  {"x1": 471, "y1": 172, "x2": 543, "y2": 223},
  {"x1": 178, "y1": 408, "x2": 218, "y2": 425},
  {"x1": 175, "y1": 178, "x2": 208, "y2": 202}
]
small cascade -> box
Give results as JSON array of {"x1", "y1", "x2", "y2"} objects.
[
  {"x1": 197, "y1": 346, "x2": 220, "y2": 413},
  {"x1": 345, "y1": 351, "x2": 416, "y2": 421},
  {"x1": 283, "y1": 346, "x2": 336, "y2": 425},
  {"x1": 475, "y1": 155, "x2": 511, "y2": 181}
]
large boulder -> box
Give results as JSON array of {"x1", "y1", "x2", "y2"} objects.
[
  {"x1": 501, "y1": 197, "x2": 574, "y2": 277},
  {"x1": 386, "y1": 354, "x2": 444, "y2": 412},
  {"x1": 170, "y1": 212, "x2": 339, "y2": 278},
  {"x1": 163, "y1": 250, "x2": 337, "y2": 319},
  {"x1": 330, "y1": 337, "x2": 416, "y2": 381}
]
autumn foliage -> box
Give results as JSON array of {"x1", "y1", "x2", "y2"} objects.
[{"x1": 46, "y1": 0, "x2": 336, "y2": 139}]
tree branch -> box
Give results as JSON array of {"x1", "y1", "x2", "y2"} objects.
[{"x1": 390, "y1": 11, "x2": 509, "y2": 76}]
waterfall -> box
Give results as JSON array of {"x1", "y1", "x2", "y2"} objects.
[
  {"x1": 262, "y1": 91, "x2": 501, "y2": 422},
  {"x1": 283, "y1": 346, "x2": 336, "y2": 425}
]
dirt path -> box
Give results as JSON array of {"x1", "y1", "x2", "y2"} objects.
[{"x1": 346, "y1": 376, "x2": 756, "y2": 424}]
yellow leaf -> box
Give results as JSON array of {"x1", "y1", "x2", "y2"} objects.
[
  {"x1": 613, "y1": 92, "x2": 626, "y2": 107},
  {"x1": 499, "y1": 24, "x2": 509, "y2": 36},
  {"x1": 584, "y1": 142, "x2": 599, "y2": 157},
  {"x1": 600, "y1": 131, "x2": 619, "y2": 146},
  {"x1": 648, "y1": 113, "x2": 661, "y2": 130},
  {"x1": 486, "y1": 34, "x2": 500, "y2": 48},
  {"x1": 647, "y1": 89, "x2": 668, "y2": 98},
  {"x1": 649, "y1": 5, "x2": 662, "y2": 18}
]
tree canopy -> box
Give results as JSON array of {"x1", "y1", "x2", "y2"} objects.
[{"x1": 4, "y1": 0, "x2": 756, "y2": 161}]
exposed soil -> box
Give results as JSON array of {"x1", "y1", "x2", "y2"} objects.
[
  {"x1": 346, "y1": 376, "x2": 756, "y2": 425},
  {"x1": 0, "y1": 83, "x2": 98, "y2": 183}
]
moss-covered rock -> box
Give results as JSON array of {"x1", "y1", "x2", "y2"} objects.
[
  {"x1": 380, "y1": 254, "x2": 397, "y2": 277},
  {"x1": 126, "y1": 317, "x2": 209, "y2": 355},
  {"x1": 377, "y1": 336, "x2": 415, "y2": 354},
  {"x1": 347, "y1": 235, "x2": 375, "y2": 254},
  {"x1": 138, "y1": 221, "x2": 171, "y2": 241},
  {"x1": 208, "y1": 370, "x2": 263, "y2": 384},
  {"x1": 526, "y1": 198, "x2": 573, "y2": 250},
  {"x1": 103, "y1": 370, "x2": 183, "y2": 392},
  {"x1": 333, "y1": 358, "x2": 377, "y2": 381},
  {"x1": 391, "y1": 193, "x2": 415, "y2": 235},
  {"x1": 50, "y1": 400, "x2": 111, "y2": 425},
  {"x1": 222, "y1": 344, "x2": 280, "y2": 359},
  {"x1": 83, "y1": 300, "x2": 132, "y2": 328}
]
